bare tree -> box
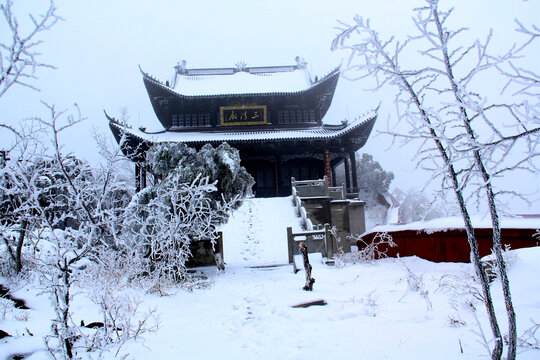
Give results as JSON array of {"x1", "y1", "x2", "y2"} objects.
[{"x1": 332, "y1": 1, "x2": 539, "y2": 359}]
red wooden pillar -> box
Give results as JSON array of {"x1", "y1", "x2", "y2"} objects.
[{"x1": 324, "y1": 149, "x2": 331, "y2": 186}]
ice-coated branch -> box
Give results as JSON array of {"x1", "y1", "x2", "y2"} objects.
[{"x1": 0, "y1": 0, "x2": 60, "y2": 98}]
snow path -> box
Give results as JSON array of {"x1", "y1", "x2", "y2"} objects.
[{"x1": 220, "y1": 196, "x2": 303, "y2": 266}]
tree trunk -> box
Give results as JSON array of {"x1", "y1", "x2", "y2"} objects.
[
  {"x1": 485, "y1": 184, "x2": 516, "y2": 360},
  {"x1": 57, "y1": 258, "x2": 74, "y2": 359},
  {"x1": 300, "y1": 242, "x2": 315, "y2": 291},
  {"x1": 458, "y1": 197, "x2": 503, "y2": 360},
  {"x1": 15, "y1": 219, "x2": 27, "y2": 273},
  {"x1": 399, "y1": 63, "x2": 503, "y2": 360},
  {"x1": 431, "y1": 7, "x2": 517, "y2": 358}
]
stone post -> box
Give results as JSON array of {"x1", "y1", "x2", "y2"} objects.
[
  {"x1": 330, "y1": 200, "x2": 351, "y2": 252},
  {"x1": 287, "y1": 227, "x2": 294, "y2": 264},
  {"x1": 348, "y1": 200, "x2": 366, "y2": 237}
]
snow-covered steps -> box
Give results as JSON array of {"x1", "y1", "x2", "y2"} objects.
[{"x1": 220, "y1": 197, "x2": 303, "y2": 267}]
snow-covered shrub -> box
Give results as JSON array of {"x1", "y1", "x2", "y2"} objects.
[
  {"x1": 82, "y1": 289, "x2": 158, "y2": 357},
  {"x1": 1, "y1": 148, "x2": 132, "y2": 276},
  {"x1": 123, "y1": 142, "x2": 252, "y2": 281},
  {"x1": 335, "y1": 232, "x2": 396, "y2": 266},
  {"x1": 362, "y1": 289, "x2": 379, "y2": 317},
  {"x1": 352, "y1": 232, "x2": 396, "y2": 263},
  {"x1": 71, "y1": 248, "x2": 159, "y2": 357},
  {"x1": 400, "y1": 261, "x2": 432, "y2": 311},
  {"x1": 123, "y1": 174, "x2": 234, "y2": 282},
  {"x1": 437, "y1": 271, "x2": 490, "y2": 338}
]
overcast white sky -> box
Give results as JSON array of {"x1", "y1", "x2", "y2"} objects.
[{"x1": 1, "y1": 0, "x2": 539, "y2": 214}]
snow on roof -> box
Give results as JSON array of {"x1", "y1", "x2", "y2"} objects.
[
  {"x1": 113, "y1": 110, "x2": 377, "y2": 144},
  {"x1": 171, "y1": 68, "x2": 314, "y2": 96},
  {"x1": 366, "y1": 215, "x2": 540, "y2": 235}
]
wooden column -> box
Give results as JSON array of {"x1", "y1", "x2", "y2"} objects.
[
  {"x1": 135, "y1": 163, "x2": 141, "y2": 193},
  {"x1": 324, "y1": 149, "x2": 331, "y2": 186},
  {"x1": 349, "y1": 150, "x2": 358, "y2": 189},
  {"x1": 135, "y1": 162, "x2": 148, "y2": 192},
  {"x1": 274, "y1": 157, "x2": 280, "y2": 197},
  {"x1": 141, "y1": 165, "x2": 147, "y2": 190},
  {"x1": 344, "y1": 157, "x2": 351, "y2": 190}
]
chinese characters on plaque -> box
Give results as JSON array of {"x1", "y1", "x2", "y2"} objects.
[{"x1": 220, "y1": 105, "x2": 267, "y2": 126}]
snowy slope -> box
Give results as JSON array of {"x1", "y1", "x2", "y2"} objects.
[{"x1": 220, "y1": 196, "x2": 304, "y2": 266}]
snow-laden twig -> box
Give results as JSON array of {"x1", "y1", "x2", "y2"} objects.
[{"x1": 0, "y1": 0, "x2": 61, "y2": 98}]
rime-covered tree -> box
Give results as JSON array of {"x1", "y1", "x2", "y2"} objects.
[
  {"x1": 392, "y1": 188, "x2": 447, "y2": 223},
  {"x1": 0, "y1": 102, "x2": 140, "y2": 357},
  {"x1": 124, "y1": 142, "x2": 253, "y2": 279},
  {"x1": 0, "y1": 0, "x2": 61, "y2": 273},
  {"x1": 333, "y1": 1, "x2": 539, "y2": 358},
  {"x1": 0, "y1": 152, "x2": 95, "y2": 273},
  {"x1": 124, "y1": 174, "x2": 233, "y2": 282},
  {"x1": 30, "y1": 104, "x2": 141, "y2": 358},
  {"x1": 0, "y1": 2, "x2": 153, "y2": 357},
  {"x1": 0, "y1": 0, "x2": 60, "y2": 144},
  {"x1": 355, "y1": 153, "x2": 394, "y2": 206},
  {"x1": 147, "y1": 142, "x2": 254, "y2": 206}
]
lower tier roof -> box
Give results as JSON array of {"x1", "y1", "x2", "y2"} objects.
[{"x1": 108, "y1": 110, "x2": 377, "y2": 161}]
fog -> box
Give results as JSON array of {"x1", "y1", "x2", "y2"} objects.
[{"x1": 1, "y1": 0, "x2": 538, "y2": 214}]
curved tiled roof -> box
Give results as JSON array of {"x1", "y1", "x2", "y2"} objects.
[
  {"x1": 141, "y1": 66, "x2": 340, "y2": 99},
  {"x1": 109, "y1": 110, "x2": 377, "y2": 146}
]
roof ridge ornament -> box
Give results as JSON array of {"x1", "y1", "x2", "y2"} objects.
[
  {"x1": 175, "y1": 60, "x2": 188, "y2": 74},
  {"x1": 295, "y1": 56, "x2": 307, "y2": 69},
  {"x1": 235, "y1": 61, "x2": 247, "y2": 72}
]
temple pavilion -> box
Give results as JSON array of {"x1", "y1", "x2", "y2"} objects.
[{"x1": 107, "y1": 58, "x2": 377, "y2": 197}]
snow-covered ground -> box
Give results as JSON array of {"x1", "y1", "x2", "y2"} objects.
[{"x1": 1, "y1": 197, "x2": 539, "y2": 359}]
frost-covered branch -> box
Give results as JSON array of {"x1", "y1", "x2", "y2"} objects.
[
  {"x1": 125, "y1": 174, "x2": 234, "y2": 283},
  {"x1": 0, "y1": 0, "x2": 60, "y2": 98}
]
